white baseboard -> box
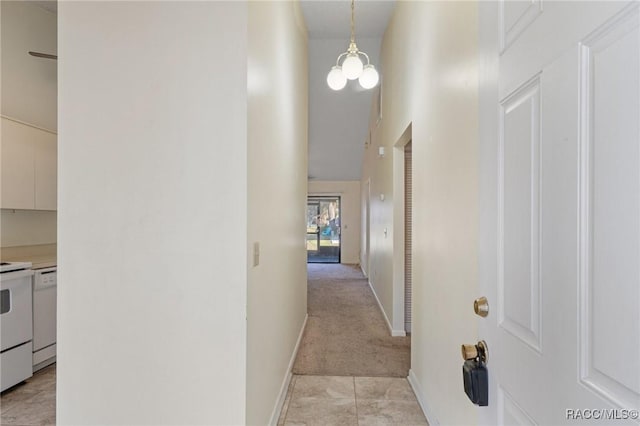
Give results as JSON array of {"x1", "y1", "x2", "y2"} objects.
[
  {"x1": 392, "y1": 329, "x2": 407, "y2": 337},
  {"x1": 367, "y1": 280, "x2": 406, "y2": 337},
  {"x1": 268, "y1": 313, "x2": 308, "y2": 426},
  {"x1": 360, "y1": 263, "x2": 368, "y2": 278},
  {"x1": 408, "y1": 369, "x2": 439, "y2": 426}
]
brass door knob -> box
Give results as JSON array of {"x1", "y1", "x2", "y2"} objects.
[
  {"x1": 461, "y1": 340, "x2": 489, "y2": 363},
  {"x1": 461, "y1": 344, "x2": 478, "y2": 360},
  {"x1": 474, "y1": 297, "x2": 489, "y2": 317}
]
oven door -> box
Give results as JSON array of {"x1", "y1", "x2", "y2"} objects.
[{"x1": 1, "y1": 269, "x2": 34, "y2": 352}]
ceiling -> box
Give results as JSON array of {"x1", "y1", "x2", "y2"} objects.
[
  {"x1": 301, "y1": 0, "x2": 395, "y2": 181},
  {"x1": 27, "y1": 0, "x2": 395, "y2": 182},
  {"x1": 301, "y1": 0, "x2": 395, "y2": 39}
]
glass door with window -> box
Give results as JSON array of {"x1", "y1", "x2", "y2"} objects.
[{"x1": 306, "y1": 197, "x2": 340, "y2": 263}]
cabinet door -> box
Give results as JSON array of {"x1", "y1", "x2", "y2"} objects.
[
  {"x1": 34, "y1": 133, "x2": 57, "y2": 210},
  {"x1": 1, "y1": 118, "x2": 35, "y2": 209}
]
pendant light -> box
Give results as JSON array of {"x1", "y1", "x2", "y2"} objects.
[{"x1": 326, "y1": 0, "x2": 379, "y2": 91}]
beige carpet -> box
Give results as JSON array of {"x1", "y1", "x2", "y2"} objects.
[{"x1": 292, "y1": 264, "x2": 411, "y2": 377}]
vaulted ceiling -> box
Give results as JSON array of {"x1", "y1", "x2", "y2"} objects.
[
  {"x1": 301, "y1": 0, "x2": 395, "y2": 181},
  {"x1": 30, "y1": 0, "x2": 395, "y2": 181}
]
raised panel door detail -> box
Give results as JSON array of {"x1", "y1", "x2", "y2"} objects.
[
  {"x1": 1, "y1": 118, "x2": 36, "y2": 209},
  {"x1": 498, "y1": 386, "x2": 537, "y2": 426},
  {"x1": 579, "y1": 3, "x2": 640, "y2": 409},
  {"x1": 499, "y1": 0, "x2": 543, "y2": 53},
  {"x1": 499, "y1": 76, "x2": 542, "y2": 353}
]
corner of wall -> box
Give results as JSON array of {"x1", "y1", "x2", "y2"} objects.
[
  {"x1": 267, "y1": 314, "x2": 308, "y2": 426},
  {"x1": 246, "y1": 2, "x2": 309, "y2": 424},
  {"x1": 408, "y1": 369, "x2": 440, "y2": 426}
]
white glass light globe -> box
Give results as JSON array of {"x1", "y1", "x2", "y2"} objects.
[
  {"x1": 342, "y1": 54, "x2": 364, "y2": 80},
  {"x1": 358, "y1": 64, "x2": 379, "y2": 89},
  {"x1": 327, "y1": 66, "x2": 347, "y2": 90}
]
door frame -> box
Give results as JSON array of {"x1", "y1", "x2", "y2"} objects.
[
  {"x1": 306, "y1": 200, "x2": 321, "y2": 260},
  {"x1": 362, "y1": 178, "x2": 371, "y2": 277},
  {"x1": 391, "y1": 123, "x2": 412, "y2": 336},
  {"x1": 307, "y1": 195, "x2": 342, "y2": 264}
]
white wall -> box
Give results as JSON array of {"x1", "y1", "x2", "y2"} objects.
[
  {"x1": 246, "y1": 2, "x2": 308, "y2": 425},
  {"x1": 1, "y1": 1, "x2": 57, "y2": 131},
  {"x1": 361, "y1": 2, "x2": 479, "y2": 425},
  {"x1": 0, "y1": 1, "x2": 57, "y2": 246},
  {"x1": 308, "y1": 180, "x2": 361, "y2": 264},
  {"x1": 58, "y1": 3, "x2": 248, "y2": 424},
  {"x1": 1, "y1": 209, "x2": 56, "y2": 247},
  {"x1": 307, "y1": 37, "x2": 381, "y2": 181}
]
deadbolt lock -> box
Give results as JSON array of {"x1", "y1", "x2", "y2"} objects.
[{"x1": 474, "y1": 296, "x2": 489, "y2": 317}]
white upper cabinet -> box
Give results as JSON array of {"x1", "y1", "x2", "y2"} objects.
[
  {"x1": 1, "y1": 117, "x2": 57, "y2": 211},
  {"x1": 34, "y1": 130, "x2": 57, "y2": 210},
  {"x1": 1, "y1": 119, "x2": 36, "y2": 209},
  {"x1": 0, "y1": 1, "x2": 58, "y2": 211}
]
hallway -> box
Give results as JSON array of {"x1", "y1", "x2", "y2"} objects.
[
  {"x1": 293, "y1": 264, "x2": 410, "y2": 377},
  {"x1": 280, "y1": 264, "x2": 424, "y2": 425}
]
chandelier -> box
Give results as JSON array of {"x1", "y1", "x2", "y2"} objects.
[{"x1": 326, "y1": 0, "x2": 380, "y2": 91}]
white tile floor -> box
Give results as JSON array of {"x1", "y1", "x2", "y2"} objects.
[
  {"x1": 0, "y1": 367, "x2": 429, "y2": 425},
  {"x1": 278, "y1": 375, "x2": 428, "y2": 426}
]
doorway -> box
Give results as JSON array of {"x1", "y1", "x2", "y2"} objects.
[
  {"x1": 404, "y1": 142, "x2": 412, "y2": 334},
  {"x1": 306, "y1": 197, "x2": 341, "y2": 263}
]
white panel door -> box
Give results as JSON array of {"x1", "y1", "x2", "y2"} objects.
[{"x1": 479, "y1": 1, "x2": 640, "y2": 424}]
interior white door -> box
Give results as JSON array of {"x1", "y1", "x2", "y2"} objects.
[{"x1": 478, "y1": 1, "x2": 640, "y2": 424}]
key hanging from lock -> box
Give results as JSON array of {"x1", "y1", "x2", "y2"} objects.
[{"x1": 461, "y1": 340, "x2": 489, "y2": 406}]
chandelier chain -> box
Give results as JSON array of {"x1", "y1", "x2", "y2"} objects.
[{"x1": 350, "y1": 0, "x2": 355, "y2": 43}]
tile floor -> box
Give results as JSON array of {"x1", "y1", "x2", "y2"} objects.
[
  {"x1": 278, "y1": 375, "x2": 428, "y2": 426},
  {"x1": 0, "y1": 367, "x2": 429, "y2": 425},
  {"x1": 0, "y1": 364, "x2": 56, "y2": 426}
]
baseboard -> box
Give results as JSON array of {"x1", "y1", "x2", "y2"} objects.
[
  {"x1": 392, "y1": 329, "x2": 407, "y2": 337},
  {"x1": 268, "y1": 313, "x2": 308, "y2": 426},
  {"x1": 360, "y1": 263, "x2": 368, "y2": 278},
  {"x1": 408, "y1": 369, "x2": 439, "y2": 426},
  {"x1": 367, "y1": 280, "x2": 406, "y2": 337}
]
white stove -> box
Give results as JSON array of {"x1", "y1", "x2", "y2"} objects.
[
  {"x1": 0, "y1": 261, "x2": 33, "y2": 273},
  {"x1": 1, "y1": 260, "x2": 33, "y2": 392}
]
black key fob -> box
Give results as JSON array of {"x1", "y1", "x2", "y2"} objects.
[{"x1": 463, "y1": 359, "x2": 488, "y2": 406}]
